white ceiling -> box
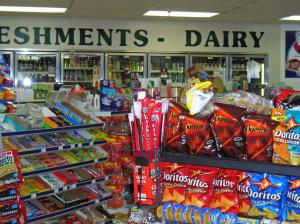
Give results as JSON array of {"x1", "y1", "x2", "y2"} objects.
[{"x1": 0, "y1": 0, "x2": 299, "y2": 23}]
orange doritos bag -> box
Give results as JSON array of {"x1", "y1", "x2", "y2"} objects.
[{"x1": 210, "y1": 169, "x2": 239, "y2": 214}]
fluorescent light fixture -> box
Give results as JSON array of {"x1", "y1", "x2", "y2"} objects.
[
  {"x1": 144, "y1": 10, "x2": 169, "y2": 16},
  {"x1": 280, "y1": 15, "x2": 300, "y2": 21},
  {"x1": 0, "y1": 6, "x2": 67, "y2": 13},
  {"x1": 23, "y1": 77, "x2": 32, "y2": 87},
  {"x1": 170, "y1": 11, "x2": 219, "y2": 17}
]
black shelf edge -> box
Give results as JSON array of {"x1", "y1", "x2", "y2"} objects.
[
  {"x1": 21, "y1": 176, "x2": 109, "y2": 200},
  {"x1": 27, "y1": 195, "x2": 113, "y2": 223},
  {"x1": 161, "y1": 152, "x2": 300, "y2": 177},
  {"x1": 2, "y1": 123, "x2": 104, "y2": 137},
  {"x1": 22, "y1": 157, "x2": 108, "y2": 177},
  {"x1": 18, "y1": 140, "x2": 106, "y2": 156}
]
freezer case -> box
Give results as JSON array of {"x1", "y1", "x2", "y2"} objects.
[
  {"x1": 105, "y1": 53, "x2": 146, "y2": 88},
  {"x1": 0, "y1": 51, "x2": 14, "y2": 78},
  {"x1": 61, "y1": 52, "x2": 103, "y2": 89},
  {"x1": 229, "y1": 55, "x2": 268, "y2": 95},
  {"x1": 15, "y1": 51, "x2": 59, "y2": 100}
]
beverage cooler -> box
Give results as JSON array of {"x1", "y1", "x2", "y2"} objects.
[
  {"x1": 105, "y1": 53, "x2": 146, "y2": 88},
  {"x1": 0, "y1": 51, "x2": 14, "y2": 78},
  {"x1": 229, "y1": 55, "x2": 268, "y2": 95},
  {"x1": 15, "y1": 51, "x2": 59, "y2": 100},
  {"x1": 61, "y1": 52, "x2": 103, "y2": 88}
]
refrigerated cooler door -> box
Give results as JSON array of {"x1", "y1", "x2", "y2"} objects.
[
  {"x1": 229, "y1": 55, "x2": 268, "y2": 95},
  {"x1": 106, "y1": 53, "x2": 146, "y2": 88},
  {"x1": 16, "y1": 52, "x2": 59, "y2": 100},
  {"x1": 62, "y1": 52, "x2": 103, "y2": 89},
  {"x1": 0, "y1": 51, "x2": 14, "y2": 78}
]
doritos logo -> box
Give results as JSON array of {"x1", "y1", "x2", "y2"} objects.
[
  {"x1": 237, "y1": 184, "x2": 250, "y2": 194},
  {"x1": 250, "y1": 177, "x2": 281, "y2": 200},
  {"x1": 288, "y1": 179, "x2": 300, "y2": 203},
  {"x1": 213, "y1": 178, "x2": 235, "y2": 188},
  {"x1": 253, "y1": 176, "x2": 278, "y2": 191},
  {"x1": 215, "y1": 116, "x2": 234, "y2": 124},
  {"x1": 245, "y1": 125, "x2": 268, "y2": 134},
  {"x1": 184, "y1": 124, "x2": 204, "y2": 130},
  {"x1": 163, "y1": 172, "x2": 189, "y2": 183},
  {"x1": 274, "y1": 130, "x2": 300, "y2": 141},
  {"x1": 289, "y1": 179, "x2": 300, "y2": 190},
  {"x1": 188, "y1": 178, "x2": 209, "y2": 188}
]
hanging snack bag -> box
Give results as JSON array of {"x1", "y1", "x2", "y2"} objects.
[
  {"x1": 243, "y1": 115, "x2": 278, "y2": 162},
  {"x1": 248, "y1": 172, "x2": 288, "y2": 220},
  {"x1": 211, "y1": 103, "x2": 247, "y2": 160},
  {"x1": 0, "y1": 150, "x2": 23, "y2": 187},
  {"x1": 210, "y1": 169, "x2": 239, "y2": 214},
  {"x1": 182, "y1": 114, "x2": 218, "y2": 156},
  {"x1": 164, "y1": 102, "x2": 188, "y2": 152},
  {"x1": 236, "y1": 171, "x2": 251, "y2": 216},
  {"x1": 286, "y1": 176, "x2": 300, "y2": 221},
  {"x1": 185, "y1": 165, "x2": 219, "y2": 208},
  {"x1": 285, "y1": 110, "x2": 300, "y2": 166},
  {"x1": 161, "y1": 162, "x2": 188, "y2": 204}
]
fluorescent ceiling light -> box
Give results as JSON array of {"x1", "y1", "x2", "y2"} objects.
[
  {"x1": 170, "y1": 11, "x2": 219, "y2": 17},
  {"x1": 143, "y1": 10, "x2": 218, "y2": 18},
  {"x1": 280, "y1": 15, "x2": 300, "y2": 21},
  {"x1": 0, "y1": 6, "x2": 67, "y2": 13},
  {"x1": 144, "y1": 10, "x2": 169, "y2": 16}
]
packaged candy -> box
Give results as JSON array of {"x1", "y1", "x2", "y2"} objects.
[
  {"x1": 236, "y1": 171, "x2": 251, "y2": 216},
  {"x1": 161, "y1": 162, "x2": 188, "y2": 204},
  {"x1": 286, "y1": 176, "x2": 300, "y2": 221},
  {"x1": 185, "y1": 165, "x2": 219, "y2": 208},
  {"x1": 211, "y1": 103, "x2": 247, "y2": 160},
  {"x1": 285, "y1": 110, "x2": 300, "y2": 165},
  {"x1": 248, "y1": 172, "x2": 288, "y2": 220},
  {"x1": 182, "y1": 114, "x2": 218, "y2": 156},
  {"x1": 0, "y1": 186, "x2": 19, "y2": 204},
  {"x1": 0, "y1": 150, "x2": 23, "y2": 187},
  {"x1": 0, "y1": 202, "x2": 21, "y2": 222},
  {"x1": 243, "y1": 115, "x2": 278, "y2": 162},
  {"x1": 210, "y1": 169, "x2": 239, "y2": 214},
  {"x1": 164, "y1": 101, "x2": 188, "y2": 152}
]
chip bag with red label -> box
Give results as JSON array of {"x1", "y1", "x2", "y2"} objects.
[
  {"x1": 210, "y1": 169, "x2": 239, "y2": 214},
  {"x1": 286, "y1": 176, "x2": 300, "y2": 222},
  {"x1": 248, "y1": 172, "x2": 288, "y2": 220},
  {"x1": 163, "y1": 102, "x2": 188, "y2": 152},
  {"x1": 161, "y1": 162, "x2": 188, "y2": 204},
  {"x1": 182, "y1": 114, "x2": 218, "y2": 156},
  {"x1": 185, "y1": 165, "x2": 219, "y2": 208},
  {"x1": 211, "y1": 103, "x2": 247, "y2": 160},
  {"x1": 243, "y1": 115, "x2": 278, "y2": 162},
  {"x1": 236, "y1": 171, "x2": 251, "y2": 216}
]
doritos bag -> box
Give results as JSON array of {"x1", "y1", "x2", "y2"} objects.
[
  {"x1": 210, "y1": 169, "x2": 239, "y2": 214},
  {"x1": 236, "y1": 171, "x2": 251, "y2": 216},
  {"x1": 182, "y1": 114, "x2": 218, "y2": 156},
  {"x1": 161, "y1": 162, "x2": 188, "y2": 204},
  {"x1": 248, "y1": 172, "x2": 288, "y2": 220},
  {"x1": 244, "y1": 115, "x2": 278, "y2": 162},
  {"x1": 185, "y1": 165, "x2": 219, "y2": 208},
  {"x1": 164, "y1": 102, "x2": 187, "y2": 152},
  {"x1": 286, "y1": 176, "x2": 300, "y2": 221},
  {"x1": 211, "y1": 103, "x2": 247, "y2": 160}
]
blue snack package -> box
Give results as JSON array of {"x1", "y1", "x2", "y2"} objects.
[
  {"x1": 210, "y1": 209, "x2": 222, "y2": 223},
  {"x1": 180, "y1": 205, "x2": 194, "y2": 224},
  {"x1": 217, "y1": 213, "x2": 238, "y2": 224},
  {"x1": 248, "y1": 172, "x2": 288, "y2": 220},
  {"x1": 285, "y1": 110, "x2": 300, "y2": 166},
  {"x1": 286, "y1": 176, "x2": 300, "y2": 221},
  {"x1": 0, "y1": 54, "x2": 10, "y2": 75},
  {"x1": 171, "y1": 204, "x2": 183, "y2": 223},
  {"x1": 191, "y1": 207, "x2": 202, "y2": 224}
]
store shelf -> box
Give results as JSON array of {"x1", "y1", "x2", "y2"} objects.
[
  {"x1": 2, "y1": 123, "x2": 104, "y2": 137},
  {"x1": 18, "y1": 71, "x2": 49, "y2": 74},
  {"x1": 94, "y1": 110, "x2": 130, "y2": 116},
  {"x1": 17, "y1": 100, "x2": 46, "y2": 104},
  {"x1": 161, "y1": 151, "x2": 300, "y2": 177},
  {"x1": 150, "y1": 70, "x2": 183, "y2": 73},
  {"x1": 232, "y1": 69, "x2": 247, "y2": 71},
  {"x1": 64, "y1": 67, "x2": 94, "y2": 70},
  {"x1": 63, "y1": 80, "x2": 93, "y2": 83},
  {"x1": 22, "y1": 176, "x2": 110, "y2": 200},
  {"x1": 22, "y1": 157, "x2": 108, "y2": 177},
  {"x1": 111, "y1": 69, "x2": 143, "y2": 73},
  {"x1": 0, "y1": 99, "x2": 16, "y2": 104},
  {"x1": 18, "y1": 140, "x2": 106, "y2": 156},
  {"x1": 27, "y1": 195, "x2": 113, "y2": 223}
]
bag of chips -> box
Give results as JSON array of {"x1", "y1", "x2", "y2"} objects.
[
  {"x1": 161, "y1": 162, "x2": 188, "y2": 204},
  {"x1": 211, "y1": 103, "x2": 247, "y2": 160},
  {"x1": 236, "y1": 171, "x2": 251, "y2": 216},
  {"x1": 210, "y1": 169, "x2": 239, "y2": 214},
  {"x1": 182, "y1": 114, "x2": 218, "y2": 156},
  {"x1": 185, "y1": 165, "x2": 219, "y2": 208},
  {"x1": 286, "y1": 176, "x2": 300, "y2": 221},
  {"x1": 243, "y1": 115, "x2": 278, "y2": 162},
  {"x1": 248, "y1": 172, "x2": 288, "y2": 220},
  {"x1": 164, "y1": 102, "x2": 188, "y2": 152}
]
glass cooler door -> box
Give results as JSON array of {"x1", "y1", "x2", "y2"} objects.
[
  {"x1": 105, "y1": 53, "x2": 146, "y2": 88},
  {"x1": 61, "y1": 52, "x2": 103, "y2": 89}
]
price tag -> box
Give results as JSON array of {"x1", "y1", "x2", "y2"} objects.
[
  {"x1": 54, "y1": 189, "x2": 60, "y2": 194},
  {"x1": 89, "y1": 142, "x2": 93, "y2": 146},
  {"x1": 70, "y1": 184, "x2": 76, "y2": 189},
  {"x1": 92, "y1": 179, "x2": 96, "y2": 184},
  {"x1": 58, "y1": 146, "x2": 63, "y2": 150},
  {"x1": 63, "y1": 186, "x2": 68, "y2": 191},
  {"x1": 71, "y1": 144, "x2": 75, "y2": 148},
  {"x1": 31, "y1": 193, "x2": 37, "y2": 199},
  {"x1": 78, "y1": 143, "x2": 82, "y2": 148},
  {"x1": 41, "y1": 148, "x2": 46, "y2": 153},
  {"x1": 95, "y1": 199, "x2": 100, "y2": 204}
]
